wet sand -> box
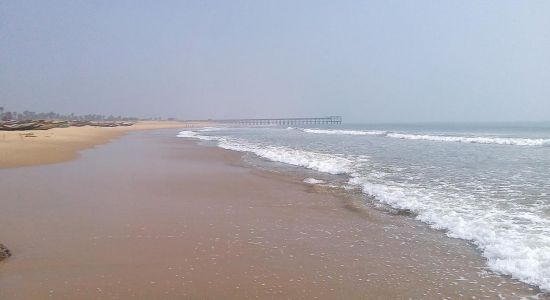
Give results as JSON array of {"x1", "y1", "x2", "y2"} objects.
[
  {"x1": 0, "y1": 129, "x2": 545, "y2": 299},
  {"x1": 0, "y1": 121, "x2": 188, "y2": 169}
]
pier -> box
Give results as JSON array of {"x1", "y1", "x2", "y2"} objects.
[{"x1": 188, "y1": 116, "x2": 342, "y2": 126}]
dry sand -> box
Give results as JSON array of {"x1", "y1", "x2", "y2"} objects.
[
  {"x1": 0, "y1": 129, "x2": 545, "y2": 299},
  {"x1": 0, "y1": 121, "x2": 191, "y2": 169}
]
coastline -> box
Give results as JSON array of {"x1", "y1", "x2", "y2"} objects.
[
  {"x1": 0, "y1": 129, "x2": 546, "y2": 299},
  {"x1": 0, "y1": 121, "x2": 189, "y2": 169}
]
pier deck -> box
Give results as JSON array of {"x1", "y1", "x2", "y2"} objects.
[{"x1": 187, "y1": 116, "x2": 342, "y2": 126}]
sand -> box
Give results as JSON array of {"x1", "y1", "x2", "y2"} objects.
[
  {"x1": 0, "y1": 129, "x2": 545, "y2": 299},
  {"x1": 0, "y1": 121, "x2": 191, "y2": 169}
]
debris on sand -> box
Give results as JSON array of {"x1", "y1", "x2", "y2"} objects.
[{"x1": 0, "y1": 243, "x2": 11, "y2": 260}]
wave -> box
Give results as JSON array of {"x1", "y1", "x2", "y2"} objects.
[
  {"x1": 304, "y1": 178, "x2": 326, "y2": 184},
  {"x1": 196, "y1": 127, "x2": 228, "y2": 132},
  {"x1": 386, "y1": 133, "x2": 550, "y2": 146},
  {"x1": 177, "y1": 128, "x2": 550, "y2": 291},
  {"x1": 176, "y1": 130, "x2": 218, "y2": 141},
  {"x1": 301, "y1": 128, "x2": 550, "y2": 146},
  {"x1": 219, "y1": 141, "x2": 356, "y2": 175},
  {"x1": 177, "y1": 130, "x2": 361, "y2": 174},
  {"x1": 302, "y1": 128, "x2": 387, "y2": 136},
  {"x1": 348, "y1": 177, "x2": 550, "y2": 291}
]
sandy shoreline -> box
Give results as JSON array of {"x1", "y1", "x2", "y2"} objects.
[
  {"x1": 0, "y1": 121, "x2": 192, "y2": 169},
  {"x1": 0, "y1": 129, "x2": 546, "y2": 299}
]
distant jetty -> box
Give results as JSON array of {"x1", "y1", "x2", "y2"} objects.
[{"x1": 186, "y1": 116, "x2": 342, "y2": 126}]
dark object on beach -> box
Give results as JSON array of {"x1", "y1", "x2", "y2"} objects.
[
  {"x1": 0, "y1": 243, "x2": 11, "y2": 260},
  {"x1": 67, "y1": 120, "x2": 92, "y2": 127},
  {"x1": 89, "y1": 121, "x2": 135, "y2": 127},
  {"x1": 0, "y1": 120, "x2": 39, "y2": 131},
  {"x1": 0, "y1": 120, "x2": 68, "y2": 131},
  {"x1": 0, "y1": 119, "x2": 133, "y2": 131}
]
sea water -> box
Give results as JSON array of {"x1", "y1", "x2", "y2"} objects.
[{"x1": 177, "y1": 122, "x2": 550, "y2": 291}]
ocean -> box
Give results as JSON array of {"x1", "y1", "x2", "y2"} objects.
[{"x1": 177, "y1": 122, "x2": 550, "y2": 291}]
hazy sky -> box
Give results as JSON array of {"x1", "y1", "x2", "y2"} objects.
[{"x1": 1, "y1": 1, "x2": 549, "y2": 122}]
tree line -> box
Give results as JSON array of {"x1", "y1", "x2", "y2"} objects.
[{"x1": 0, "y1": 107, "x2": 141, "y2": 122}]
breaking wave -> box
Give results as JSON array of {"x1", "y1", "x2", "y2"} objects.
[
  {"x1": 348, "y1": 177, "x2": 550, "y2": 291},
  {"x1": 302, "y1": 128, "x2": 387, "y2": 136},
  {"x1": 177, "y1": 128, "x2": 550, "y2": 291},
  {"x1": 301, "y1": 128, "x2": 550, "y2": 146},
  {"x1": 177, "y1": 130, "x2": 362, "y2": 174},
  {"x1": 386, "y1": 133, "x2": 550, "y2": 146}
]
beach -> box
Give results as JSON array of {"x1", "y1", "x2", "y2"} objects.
[
  {"x1": 0, "y1": 128, "x2": 544, "y2": 299},
  {"x1": 0, "y1": 121, "x2": 192, "y2": 169}
]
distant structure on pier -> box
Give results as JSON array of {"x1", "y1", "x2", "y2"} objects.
[{"x1": 195, "y1": 116, "x2": 342, "y2": 126}]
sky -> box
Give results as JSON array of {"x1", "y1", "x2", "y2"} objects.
[{"x1": 1, "y1": 1, "x2": 549, "y2": 122}]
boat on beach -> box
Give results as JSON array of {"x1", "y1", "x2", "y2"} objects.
[
  {"x1": 0, "y1": 120, "x2": 134, "y2": 131},
  {"x1": 0, "y1": 121, "x2": 41, "y2": 131}
]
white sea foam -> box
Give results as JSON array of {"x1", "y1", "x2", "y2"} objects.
[
  {"x1": 176, "y1": 130, "x2": 218, "y2": 141},
  {"x1": 177, "y1": 128, "x2": 550, "y2": 291},
  {"x1": 386, "y1": 133, "x2": 550, "y2": 146},
  {"x1": 217, "y1": 140, "x2": 355, "y2": 175},
  {"x1": 177, "y1": 130, "x2": 358, "y2": 174},
  {"x1": 176, "y1": 131, "x2": 199, "y2": 138},
  {"x1": 196, "y1": 127, "x2": 229, "y2": 132},
  {"x1": 300, "y1": 128, "x2": 550, "y2": 146},
  {"x1": 304, "y1": 178, "x2": 326, "y2": 185},
  {"x1": 348, "y1": 177, "x2": 550, "y2": 291},
  {"x1": 303, "y1": 128, "x2": 387, "y2": 136}
]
